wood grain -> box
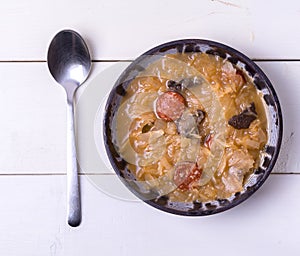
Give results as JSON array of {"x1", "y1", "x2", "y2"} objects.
[
  {"x1": 0, "y1": 174, "x2": 299, "y2": 256},
  {"x1": 0, "y1": 0, "x2": 299, "y2": 60},
  {"x1": 0, "y1": 1, "x2": 299, "y2": 255}
]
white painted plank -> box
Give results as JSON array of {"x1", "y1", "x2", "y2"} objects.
[
  {"x1": 0, "y1": 0, "x2": 300, "y2": 60},
  {"x1": 0, "y1": 61, "x2": 299, "y2": 174},
  {"x1": 0, "y1": 63, "x2": 65, "y2": 173},
  {"x1": 0, "y1": 174, "x2": 299, "y2": 256},
  {"x1": 0, "y1": 62, "x2": 122, "y2": 174}
]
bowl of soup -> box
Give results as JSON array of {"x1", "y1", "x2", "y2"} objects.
[{"x1": 103, "y1": 39, "x2": 282, "y2": 215}]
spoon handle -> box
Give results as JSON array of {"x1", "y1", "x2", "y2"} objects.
[{"x1": 66, "y1": 100, "x2": 81, "y2": 227}]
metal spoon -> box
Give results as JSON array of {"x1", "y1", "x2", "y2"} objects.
[{"x1": 47, "y1": 30, "x2": 91, "y2": 227}]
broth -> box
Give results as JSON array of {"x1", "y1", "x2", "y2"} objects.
[{"x1": 114, "y1": 53, "x2": 268, "y2": 202}]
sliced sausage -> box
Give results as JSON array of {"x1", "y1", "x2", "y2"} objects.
[
  {"x1": 156, "y1": 91, "x2": 185, "y2": 121},
  {"x1": 173, "y1": 161, "x2": 202, "y2": 190}
]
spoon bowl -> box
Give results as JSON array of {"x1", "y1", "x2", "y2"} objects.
[
  {"x1": 47, "y1": 29, "x2": 91, "y2": 227},
  {"x1": 48, "y1": 30, "x2": 91, "y2": 102}
]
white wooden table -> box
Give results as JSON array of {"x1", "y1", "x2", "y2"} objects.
[{"x1": 1, "y1": 0, "x2": 300, "y2": 255}]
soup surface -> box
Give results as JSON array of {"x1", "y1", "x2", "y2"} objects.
[{"x1": 114, "y1": 53, "x2": 268, "y2": 202}]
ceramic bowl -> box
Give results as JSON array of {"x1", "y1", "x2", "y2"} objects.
[{"x1": 103, "y1": 39, "x2": 283, "y2": 216}]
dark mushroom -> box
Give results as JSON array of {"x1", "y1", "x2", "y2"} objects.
[
  {"x1": 142, "y1": 122, "x2": 154, "y2": 133},
  {"x1": 195, "y1": 109, "x2": 205, "y2": 125},
  {"x1": 228, "y1": 102, "x2": 257, "y2": 129},
  {"x1": 180, "y1": 76, "x2": 205, "y2": 88},
  {"x1": 166, "y1": 80, "x2": 182, "y2": 91},
  {"x1": 167, "y1": 77, "x2": 206, "y2": 91}
]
